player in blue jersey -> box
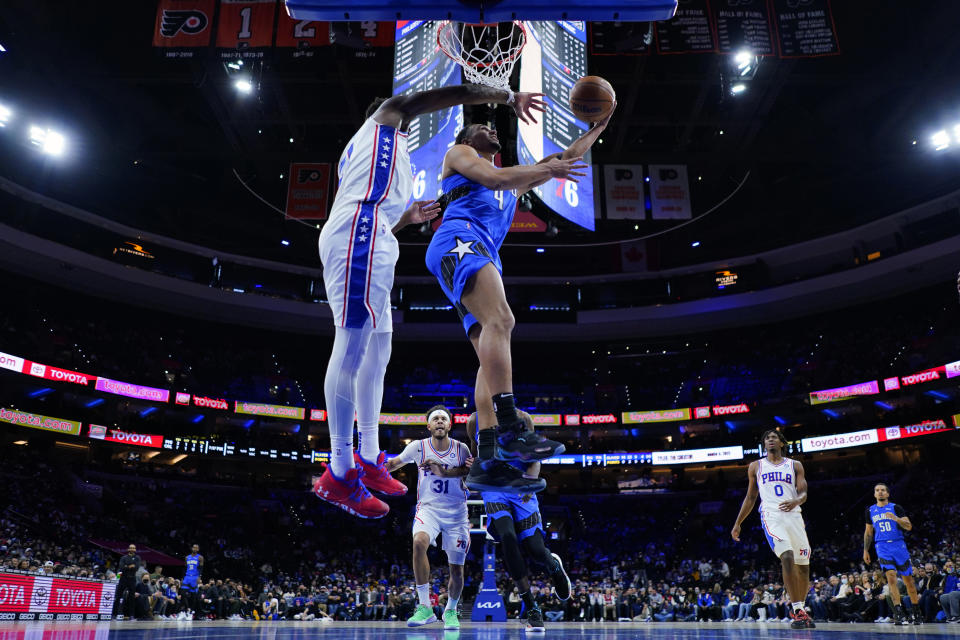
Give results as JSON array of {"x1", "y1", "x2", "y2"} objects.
[
  {"x1": 180, "y1": 544, "x2": 203, "y2": 620},
  {"x1": 863, "y1": 483, "x2": 922, "y2": 625},
  {"x1": 426, "y1": 108, "x2": 613, "y2": 493},
  {"x1": 467, "y1": 409, "x2": 571, "y2": 633}
]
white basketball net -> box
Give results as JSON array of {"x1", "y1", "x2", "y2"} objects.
[{"x1": 436, "y1": 21, "x2": 527, "y2": 91}]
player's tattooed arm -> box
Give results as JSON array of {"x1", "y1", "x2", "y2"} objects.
[
  {"x1": 863, "y1": 523, "x2": 874, "y2": 564},
  {"x1": 424, "y1": 461, "x2": 470, "y2": 477},
  {"x1": 731, "y1": 460, "x2": 760, "y2": 541}
]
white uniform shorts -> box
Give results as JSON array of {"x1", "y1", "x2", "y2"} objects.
[
  {"x1": 412, "y1": 505, "x2": 471, "y2": 566},
  {"x1": 760, "y1": 508, "x2": 811, "y2": 564},
  {"x1": 318, "y1": 213, "x2": 398, "y2": 333}
]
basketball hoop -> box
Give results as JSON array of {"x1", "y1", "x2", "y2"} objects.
[{"x1": 436, "y1": 20, "x2": 526, "y2": 91}]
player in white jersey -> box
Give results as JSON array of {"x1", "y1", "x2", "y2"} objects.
[
  {"x1": 731, "y1": 429, "x2": 814, "y2": 629},
  {"x1": 384, "y1": 405, "x2": 472, "y2": 629},
  {"x1": 313, "y1": 86, "x2": 547, "y2": 519}
]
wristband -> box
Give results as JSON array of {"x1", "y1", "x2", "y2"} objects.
[{"x1": 505, "y1": 89, "x2": 515, "y2": 105}]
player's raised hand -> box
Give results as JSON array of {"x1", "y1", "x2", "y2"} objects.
[
  {"x1": 545, "y1": 156, "x2": 589, "y2": 182},
  {"x1": 730, "y1": 524, "x2": 741, "y2": 542},
  {"x1": 512, "y1": 92, "x2": 547, "y2": 125},
  {"x1": 779, "y1": 498, "x2": 802, "y2": 512},
  {"x1": 592, "y1": 100, "x2": 617, "y2": 131},
  {"x1": 402, "y1": 199, "x2": 441, "y2": 226}
]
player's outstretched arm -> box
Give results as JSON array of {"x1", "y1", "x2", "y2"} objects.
[
  {"x1": 445, "y1": 145, "x2": 587, "y2": 192},
  {"x1": 731, "y1": 460, "x2": 759, "y2": 541},
  {"x1": 374, "y1": 85, "x2": 546, "y2": 130}
]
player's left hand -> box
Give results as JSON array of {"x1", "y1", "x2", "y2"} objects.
[
  {"x1": 778, "y1": 498, "x2": 802, "y2": 512},
  {"x1": 401, "y1": 200, "x2": 441, "y2": 227},
  {"x1": 513, "y1": 92, "x2": 547, "y2": 125},
  {"x1": 591, "y1": 100, "x2": 617, "y2": 130},
  {"x1": 464, "y1": 456, "x2": 474, "y2": 470}
]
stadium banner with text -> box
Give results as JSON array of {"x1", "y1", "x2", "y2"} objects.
[
  {"x1": 0, "y1": 571, "x2": 117, "y2": 620},
  {"x1": 192, "y1": 395, "x2": 229, "y2": 410},
  {"x1": 652, "y1": 445, "x2": 743, "y2": 466},
  {"x1": 648, "y1": 165, "x2": 692, "y2": 219},
  {"x1": 152, "y1": 0, "x2": 216, "y2": 57},
  {"x1": 654, "y1": 0, "x2": 716, "y2": 54},
  {"x1": 946, "y1": 360, "x2": 960, "y2": 379},
  {"x1": 274, "y1": 11, "x2": 329, "y2": 56},
  {"x1": 216, "y1": 0, "x2": 277, "y2": 58},
  {"x1": 309, "y1": 409, "x2": 327, "y2": 421},
  {"x1": 285, "y1": 163, "x2": 331, "y2": 219},
  {"x1": 0, "y1": 408, "x2": 81, "y2": 436},
  {"x1": 95, "y1": 378, "x2": 170, "y2": 403},
  {"x1": 0, "y1": 351, "x2": 25, "y2": 373},
  {"x1": 531, "y1": 414, "x2": 562, "y2": 427},
  {"x1": 380, "y1": 413, "x2": 428, "y2": 425},
  {"x1": 808, "y1": 379, "x2": 879, "y2": 405},
  {"x1": 623, "y1": 408, "x2": 692, "y2": 424},
  {"x1": 234, "y1": 401, "x2": 305, "y2": 420},
  {"x1": 509, "y1": 209, "x2": 548, "y2": 233},
  {"x1": 899, "y1": 366, "x2": 945, "y2": 387},
  {"x1": 771, "y1": 0, "x2": 840, "y2": 59},
  {"x1": 801, "y1": 428, "x2": 878, "y2": 452},
  {"x1": 711, "y1": 0, "x2": 774, "y2": 55},
  {"x1": 603, "y1": 165, "x2": 645, "y2": 220},
  {"x1": 878, "y1": 420, "x2": 955, "y2": 442},
  {"x1": 88, "y1": 425, "x2": 164, "y2": 449},
  {"x1": 26, "y1": 362, "x2": 96, "y2": 386},
  {"x1": 954, "y1": 414, "x2": 960, "y2": 428}
]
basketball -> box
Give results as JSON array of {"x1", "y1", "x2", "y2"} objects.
[{"x1": 569, "y1": 75, "x2": 616, "y2": 123}]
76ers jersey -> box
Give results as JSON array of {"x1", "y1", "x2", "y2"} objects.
[
  {"x1": 328, "y1": 118, "x2": 412, "y2": 231},
  {"x1": 396, "y1": 438, "x2": 470, "y2": 515},
  {"x1": 756, "y1": 457, "x2": 801, "y2": 513}
]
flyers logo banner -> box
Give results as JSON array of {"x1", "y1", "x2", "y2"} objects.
[
  {"x1": 285, "y1": 163, "x2": 331, "y2": 219},
  {"x1": 153, "y1": 0, "x2": 215, "y2": 52}
]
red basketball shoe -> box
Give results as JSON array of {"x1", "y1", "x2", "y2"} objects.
[
  {"x1": 312, "y1": 466, "x2": 388, "y2": 519},
  {"x1": 354, "y1": 451, "x2": 408, "y2": 496},
  {"x1": 790, "y1": 608, "x2": 816, "y2": 629}
]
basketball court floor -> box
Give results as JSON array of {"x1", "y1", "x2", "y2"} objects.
[{"x1": 2, "y1": 621, "x2": 959, "y2": 639}]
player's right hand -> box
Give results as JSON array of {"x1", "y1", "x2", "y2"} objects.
[
  {"x1": 546, "y1": 156, "x2": 589, "y2": 182},
  {"x1": 512, "y1": 92, "x2": 547, "y2": 125},
  {"x1": 862, "y1": 550, "x2": 871, "y2": 564},
  {"x1": 730, "y1": 524, "x2": 741, "y2": 542}
]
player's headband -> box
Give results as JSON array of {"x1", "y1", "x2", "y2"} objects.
[{"x1": 427, "y1": 409, "x2": 449, "y2": 423}]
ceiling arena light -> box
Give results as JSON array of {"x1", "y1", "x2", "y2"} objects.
[
  {"x1": 0, "y1": 103, "x2": 11, "y2": 126},
  {"x1": 29, "y1": 125, "x2": 67, "y2": 156},
  {"x1": 234, "y1": 78, "x2": 254, "y2": 94},
  {"x1": 932, "y1": 129, "x2": 950, "y2": 151}
]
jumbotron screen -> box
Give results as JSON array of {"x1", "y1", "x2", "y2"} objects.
[
  {"x1": 393, "y1": 21, "x2": 464, "y2": 203},
  {"x1": 518, "y1": 21, "x2": 595, "y2": 230}
]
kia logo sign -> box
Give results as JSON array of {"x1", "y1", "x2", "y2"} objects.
[{"x1": 476, "y1": 601, "x2": 502, "y2": 608}]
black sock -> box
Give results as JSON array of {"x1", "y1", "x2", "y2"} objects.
[
  {"x1": 521, "y1": 591, "x2": 535, "y2": 609},
  {"x1": 478, "y1": 428, "x2": 496, "y2": 461},
  {"x1": 492, "y1": 393, "x2": 518, "y2": 427}
]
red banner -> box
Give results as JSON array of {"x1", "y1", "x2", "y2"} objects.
[
  {"x1": 285, "y1": 163, "x2": 331, "y2": 219},
  {"x1": 275, "y1": 13, "x2": 329, "y2": 51},
  {"x1": 26, "y1": 361, "x2": 95, "y2": 387},
  {"x1": 88, "y1": 426, "x2": 164, "y2": 448},
  {"x1": 216, "y1": 0, "x2": 277, "y2": 52},
  {"x1": 193, "y1": 395, "x2": 229, "y2": 410},
  {"x1": 153, "y1": 0, "x2": 216, "y2": 51},
  {"x1": 0, "y1": 572, "x2": 116, "y2": 618}
]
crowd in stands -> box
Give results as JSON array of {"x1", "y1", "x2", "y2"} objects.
[{"x1": 1, "y1": 440, "x2": 958, "y2": 624}]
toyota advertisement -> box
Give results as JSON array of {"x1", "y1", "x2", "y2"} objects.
[{"x1": 0, "y1": 571, "x2": 117, "y2": 620}]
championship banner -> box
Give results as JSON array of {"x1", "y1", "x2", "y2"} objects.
[
  {"x1": 216, "y1": 0, "x2": 278, "y2": 58},
  {"x1": 153, "y1": 0, "x2": 216, "y2": 57},
  {"x1": 711, "y1": 0, "x2": 774, "y2": 55},
  {"x1": 274, "y1": 12, "x2": 329, "y2": 56},
  {"x1": 649, "y1": 165, "x2": 692, "y2": 219},
  {"x1": 771, "y1": 0, "x2": 839, "y2": 58},
  {"x1": 0, "y1": 572, "x2": 117, "y2": 621},
  {"x1": 0, "y1": 408, "x2": 81, "y2": 436},
  {"x1": 603, "y1": 165, "x2": 645, "y2": 220},
  {"x1": 88, "y1": 425, "x2": 164, "y2": 449},
  {"x1": 285, "y1": 163, "x2": 331, "y2": 219},
  {"x1": 655, "y1": 0, "x2": 716, "y2": 54}
]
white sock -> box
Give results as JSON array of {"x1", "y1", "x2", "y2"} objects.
[
  {"x1": 445, "y1": 597, "x2": 459, "y2": 612},
  {"x1": 416, "y1": 584, "x2": 431, "y2": 607},
  {"x1": 792, "y1": 602, "x2": 803, "y2": 613},
  {"x1": 324, "y1": 326, "x2": 373, "y2": 478},
  {"x1": 357, "y1": 423, "x2": 380, "y2": 461}
]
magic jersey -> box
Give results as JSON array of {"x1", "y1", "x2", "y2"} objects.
[
  {"x1": 185, "y1": 554, "x2": 201, "y2": 579},
  {"x1": 396, "y1": 438, "x2": 470, "y2": 514},
  {"x1": 440, "y1": 170, "x2": 518, "y2": 254},
  {"x1": 756, "y1": 457, "x2": 801, "y2": 513},
  {"x1": 328, "y1": 117, "x2": 412, "y2": 232},
  {"x1": 866, "y1": 503, "x2": 907, "y2": 543}
]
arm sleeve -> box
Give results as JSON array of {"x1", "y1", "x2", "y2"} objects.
[
  {"x1": 894, "y1": 504, "x2": 907, "y2": 518},
  {"x1": 864, "y1": 508, "x2": 872, "y2": 525},
  {"x1": 395, "y1": 440, "x2": 422, "y2": 465}
]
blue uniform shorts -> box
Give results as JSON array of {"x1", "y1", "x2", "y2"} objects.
[
  {"x1": 484, "y1": 491, "x2": 543, "y2": 541},
  {"x1": 425, "y1": 220, "x2": 502, "y2": 336},
  {"x1": 876, "y1": 540, "x2": 912, "y2": 576}
]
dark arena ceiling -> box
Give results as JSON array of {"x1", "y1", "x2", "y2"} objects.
[{"x1": 1, "y1": 1, "x2": 960, "y2": 275}]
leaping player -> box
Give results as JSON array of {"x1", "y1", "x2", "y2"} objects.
[
  {"x1": 425, "y1": 106, "x2": 614, "y2": 493},
  {"x1": 467, "y1": 405, "x2": 572, "y2": 633},
  {"x1": 731, "y1": 430, "x2": 814, "y2": 629},
  {"x1": 384, "y1": 405, "x2": 472, "y2": 629},
  {"x1": 314, "y1": 84, "x2": 547, "y2": 518},
  {"x1": 864, "y1": 482, "x2": 922, "y2": 625}
]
